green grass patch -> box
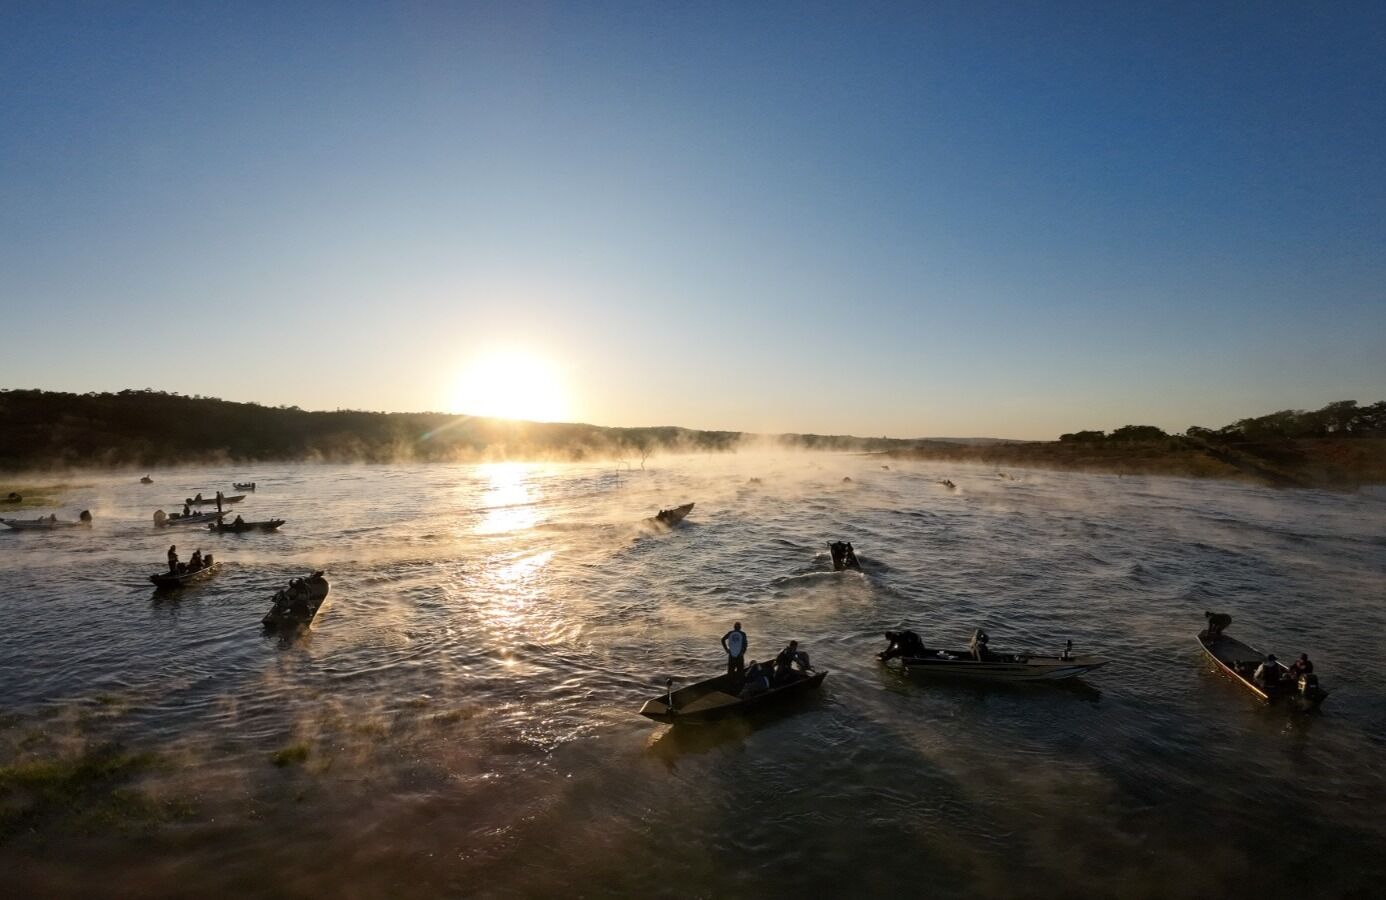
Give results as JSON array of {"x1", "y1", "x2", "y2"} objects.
[{"x1": 271, "y1": 743, "x2": 310, "y2": 768}]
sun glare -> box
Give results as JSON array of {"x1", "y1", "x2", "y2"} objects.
[{"x1": 450, "y1": 350, "x2": 569, "y2": 422}]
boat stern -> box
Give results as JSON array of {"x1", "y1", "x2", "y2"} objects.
[{"x1": 638, "y1": 698, "x2": 677, "y2": 724}]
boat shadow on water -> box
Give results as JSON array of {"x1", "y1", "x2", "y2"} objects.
[{"x1": 644, "y1": 689, "x2": 829, "y2": 769}]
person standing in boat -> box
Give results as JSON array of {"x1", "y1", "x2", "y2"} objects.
[
  {"x1": 167, "y1": 545, "x2": 178, "y2": 573},
  {"x1": 722, "y1": 622, "x2": 748, "y2": 676}
]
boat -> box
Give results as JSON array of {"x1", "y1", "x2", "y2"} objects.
[
  {"x1": 1196, "y1": 628, "x2": 1326, "y2": 710},
  {"x1": 209, "y1": 518, "x2": 284, "y2": 533},
  {"x1": 895, "y1": 635, "x2": 1108, "y2": 681},
  {"x1": 638, "y1": 668, "x2": 827, "y2": 725},
  {"x1": 653, "y1": 502, "x2": 694, "y2": 526},
  {"x1": 140, "y1": 476, "x2": 153, "y2": 484},
  {"x1": 233, "y1": 482, "x2": 256, "y2": 491},
  {"x1": 154, "y1": 510, "x2": 223, "y2": 527},
  {"x1": 185, "y1": 494, "x2": 246, "y2": 505},
  {"x1": 829, "y1": 540, "x2": 861, "y2": 571},
  {"x1": 262, "y1": 572, "x2": 330, "y2": 628},
  {"x1": 0, "y1": 511, "x2": 92, "y2": 530},
  {"x1": 149, "y1": 561, "x2": 221, "y2": 589}
]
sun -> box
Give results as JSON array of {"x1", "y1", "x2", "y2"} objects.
[{"x1": 450, "y1": 350, "x2": 569, "y2": 422}]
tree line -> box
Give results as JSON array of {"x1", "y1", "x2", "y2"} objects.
[{"x1": 1060, "y1": 400, "x2": 1385, "y2": 444}]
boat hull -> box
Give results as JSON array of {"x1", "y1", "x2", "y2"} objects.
[
  {"x1": 186, "y1": 495, "x2": 246, "y2": 505},
  {"x1": 900, "y1": 651, "x2": 1108, "y2": 681},
  {"x1": 653, "y1": 503, "x2": 694, "y2": 526},
  {"x1": 639, "y1": 669, "x2": 827, "y2": 725},
  {"x1": 209, "y1": 519, "x2": 284, "y2": 533},
  {"x1": 0, "y1": 518, "x2": 90, "y2": 530},
  {"x1": 150, "y1": 562, "x2": 222, "y2": 589}
]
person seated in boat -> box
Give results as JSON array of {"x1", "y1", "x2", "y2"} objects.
[
  {"x1": 773, "y1": 641, "x2": 811, "y2": 682},
  {"x1": 739, "y1": 660, "x2": 772, "y2": 697},
  {"x1": 1288, "y1": 654, "x2": 1313, "y2": 679},
  {"x1": 880, "y1": 630, "x2": 926, "y2": 661},
  {"x1": 1253, "y1": 654, "x2": 1283, "y2": 687},
  {"x1": 1204, "y1": 611, "x2": 1232, "y2": 642},
  {"x1": 167, "y1": 544, "x2": 178, "y2": 573},
  {"x1": 194, "y1": 493, "x2": 203, "y2": 502},
  {"x1": 969, "y1": 629, "x2": 993, "y2": 661},
  {"x1": 232, "y1": 514, "x2": 245, "y2": 527},
  {"x1": 188, "y1": 549, "x2": 203, "y2": 571},
  {"x1": 182, "y1": 503, "x2": 192, "y2": 517},
  {"x1": 203, "y1": 552, "x2": 213, "y2": 569}
]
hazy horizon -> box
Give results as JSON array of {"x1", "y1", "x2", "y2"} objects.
[{"x1": 4, "y1": 3, "x2": 1384, "y2": 440}]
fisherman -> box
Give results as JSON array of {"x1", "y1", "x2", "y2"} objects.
[
  {"x1": 1288, "y1": 653, "x2": 1314, "y2": 679},
  {"x1": 203, "y1": 552, "x2": 214, "y2": 569},
  {"x1": 167, "y1": 545, "x2": 178, "y2": 573},
  {"x1": 188, "y1": 549, "x2": 203, "y2": 571},
  {"x1": 233, "y1": 514, "x2": 245, "y2": 527},
  {"x1": 739, "y1": 660, "x2": 772, "y2": 698},
  {"x1": 969, "y1": 629, "x2": 992, "y2": 661},
  {"x1": 1253, "y1": 654, "x2": 1282, "y2": 687},
  {"x1": 194, "y1": 493, "x2": 203, "y2": 503},
  {"x1": 1204, "y1": 611, "x2": 1232, "y2": 642},
  {"x1": 182, "y1": 502, "x2": 192, "y2": 517},
  {"x1": 721, "y1": 621, "x2": 747, "y2": 677},
  {"x1": 880, "y1": 630, "x2": 926, "y2": 661},
  {"x1": 774, "y1": 641, "x2": 810, "y2": 682}
]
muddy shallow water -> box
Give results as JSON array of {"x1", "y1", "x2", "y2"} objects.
[{"x1": 1, "y1": 456, "x2": 1384, "y2": 897}]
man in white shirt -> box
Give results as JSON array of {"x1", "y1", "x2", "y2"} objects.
[{"x1": 722, "y1": 622, "x2": 747, "y2": 677}]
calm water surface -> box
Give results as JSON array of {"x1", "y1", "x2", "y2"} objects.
[{"x1": 2, "y1": 456, "x2": 1384, "y2": 897}]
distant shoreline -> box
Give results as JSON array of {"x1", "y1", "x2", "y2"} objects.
[
  {"x1": 882, "y1": 436, "x2": 1386, "y2": 490},
  {"x1": 2, "y1": 389, "x2": 1382, "y2": 489}
]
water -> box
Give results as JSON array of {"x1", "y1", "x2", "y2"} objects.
[{"x1": 2, "y1": 456, "x2": 1384, "y2": 897}]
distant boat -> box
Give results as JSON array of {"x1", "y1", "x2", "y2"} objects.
[
  {"x1": 1, "y1": 511, "x2": 92, "y2": 531},
  {"x1": 233, "y1": 482, "x2": 256, "y2": 491},
  {"x1": 209, "y1": 518, "x2": 284, "y2": 533},
  {"x1": 140, "y1": 476, "x2": 153, "y2": 484},
  {"x1": 1197, "y1": 628, "x2": 1326, "y2": 710},
  {"x1": 185, "y1": 494, "x2": 246, "y2": 505},
  {"x1": 829, "y1": 540, "x2": 861, "y2": 571},
  {"x1": 654, "y1": 502, "x2": 694, "y2": 526},
  {"x1": 150, "y1": 561, "x2": 221, "y2": 590},
  {"x1": 262, "y1": 572, "x2": 330, "y2": 628},
  {"x1": 638, "y1": 669, "x2": 827, "y2": 725}
]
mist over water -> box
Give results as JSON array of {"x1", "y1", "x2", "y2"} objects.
[{"x1": 2, "y1": 455, "x2": 1384, "y2": 897}]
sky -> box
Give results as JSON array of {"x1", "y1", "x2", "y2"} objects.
[{"x1": 2, "y1": 1, "x2": 1383, "y2": 439}]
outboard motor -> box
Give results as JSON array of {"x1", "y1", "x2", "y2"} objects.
[
  {"x1": 153, "y1": 509, "x2": 167, "y2": 528},
  {"x1": 79, "y1": 509, "x2": 92, "y2": 523}
]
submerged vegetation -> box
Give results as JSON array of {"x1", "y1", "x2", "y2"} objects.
[
  {"x1": 1, "y1": 390, "x2": 1382, "y2": 488},
  {"x1": 0, "y1": 743, "x2": 163, "y2": 838}
]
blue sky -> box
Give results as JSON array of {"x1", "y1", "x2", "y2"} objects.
[{"x1": 2, "y1": 1, "x2": 1383, "y2": 438}]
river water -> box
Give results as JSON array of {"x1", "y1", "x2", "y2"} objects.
[{"x1": 1, "y1": 456, "x2": 1384, "y2": 897}]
